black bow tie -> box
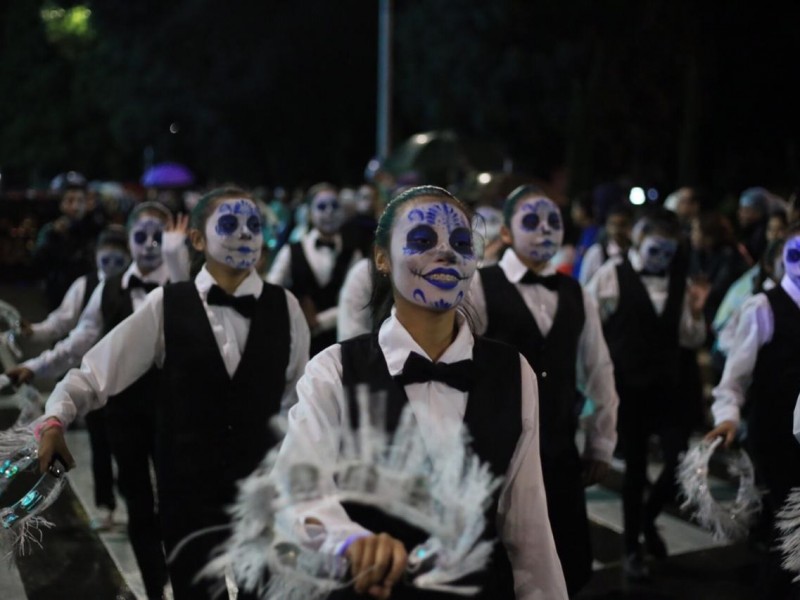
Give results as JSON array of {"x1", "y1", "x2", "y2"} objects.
[
  {"x1": 206, "y1": 285, "x2": 257, "y2": 318},
  {"x1": 127, "y1": 275, "x2": 159, "y2": 293},
  {"x1": 393, "y1": 352, "x2": 475, "y2": 392},
  {"x1": 315, "y1": 239, "x2": 336, "y2": 250},
  {"x1": 639, "y1": 268, "x2": 667, "y2": 278},
  {"x1": 519, "y1": 271, "x2": 559, "y2": 290}
]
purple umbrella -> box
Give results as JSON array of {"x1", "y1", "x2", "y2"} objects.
[{"x1": 141, "y1": 162, "x2": 195, "y2": 188}]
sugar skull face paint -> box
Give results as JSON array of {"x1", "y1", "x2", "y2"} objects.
[
  {"x1": 310, "y1": 190, "x2": 343, "y2": 235},
  {"x1": 474, "y1": 206, "x2": 503, "y2": 243},
  {"x1": 129, "y1": 217, "x2": 164, "y2": 272},
  {"x1": 510, "y1": 196, "x2": 564, "y2": 262},
  {"x1": 96, "y1": 249, "x2": 129, "y2": 279},
  {"x1": 389, "y1": 200, "x2": 477, "y2": 311},
  {"x1": 205, "y1": 198, "x2": 263, "y2": 270},
  {"x1": 783, "y1": 235, "x2": 800, "y2": 288},
  {"x1": 638, "y1": 235, "x2": 678, "y2": 274}
]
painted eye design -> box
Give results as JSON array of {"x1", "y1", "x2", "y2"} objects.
[
  {"x1": 217, "y1": 214, "x2": 239, "y2": 235},
  {"x1": 787, "y1": 248, "x2": 800, "y2": 263},
  {"x1": 521, "y1": 213, "x2": 540, "y2": 230},
  {"x1": 449, "y1": 227, "x2": 474, "y2": 256},
  {"x1": 132, "y1": 231, "x2": 147, "y2": 245},
  {"x1": 405, "y1": 225, "x2": 437, "y2": 253},
  {"x1": 547, "y1": 212, "x2": 562, "y2": 230},
  {"x1": 247, "y1": 215, "x2": 262, "y2": 234}
]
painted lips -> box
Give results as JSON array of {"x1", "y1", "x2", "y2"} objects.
[{"x1": 421, "y1": 267, "x2": 464, "y2": 290}]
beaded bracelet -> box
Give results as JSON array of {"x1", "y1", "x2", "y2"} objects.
[{"x1": 32, "y1": 417, "x2": 64, "y2": 442}]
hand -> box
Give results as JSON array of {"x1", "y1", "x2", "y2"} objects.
[
  {"x1": 582, "y1": 459, "x2": 610, "y2": 487},
  {"x1": 704, "y1": 420, "x2": 737, "y2": 448},
  {"x1": 300, "y1": 296, "x2": 320, "y2": 331},
  {"x1": 19, "y1": 319, "x2": 33, "y2": 337},
  {"x1": 5, "y1": 366, "x2": 34, "y2": 385},
  {"x1": 168, "y1": 212, "x2": 190, "y2": 235},
  {"x1": 687, "y1": 277, "x2": 711, "y2": 318},
  {"x1": 346, "y1": 533, "x2": 408, "y2": 598},
  {"x1": 37, "y1": 425, "x2": 76, "y2": 474}
]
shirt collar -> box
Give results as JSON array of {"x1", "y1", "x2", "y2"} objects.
[
  {"x1": 780, "y1": 274, "x2": 800, "y2": 308},
  {"x1": 195, "y1": 265, "x2": 264, "y2": 298},
  {"x1": 498, "y1": 247, "x2": 556, "y2": 282},
  {"x1": 121, "y1": 262, "x2": 169, "y2": 289},
  {"x1": 306, "y1": 228, "x2": 341, "y2": 251},
  {"x1": 378, "y1": 308, "x2": 475, "y2": 376}
]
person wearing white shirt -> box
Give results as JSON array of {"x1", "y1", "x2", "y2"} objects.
[
  {"x1": 466, "y1": 185, "x2": 618, "y2": 596},
  {"x1": 577, "y1": 203, "x2": 633, "y2": 287},
  {"x1": 337, "y1": 257, "x2": 373, "y2": 341},
  {"x1": 267, "y1": 182, "x2": 362, "y2": 356},
  {"x1": 706, "y1": 225, "x2": 800, "y2": 599},
  {"x1": 586, "y1": 208, "x2": 708, "y2": 582},
  {"x1": 275, "y1": 186, "x2": 567, "y2": 599},
  {"x1": 37, "y1": 189, "x2": 310, "y2": 600}
]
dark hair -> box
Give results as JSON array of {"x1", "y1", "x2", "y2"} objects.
[
  {"x1": 127, "y1": 201, "x2": 172, "y2": 229},
  {"x1": 755, "y1": 238, "x2": 787, "y2": 292},
  {"x1": 696, "y1": 212, "x2": 736, "y2": 249},
  {"x1": 189, "y1": 186, "x2": 255, "y2": 275},
  {"x1": 367, "y1": 185, "x2": 471, "y2": 330},
  {"x1": 788, "y1": 220, "x2": 800, "y2": 239},
  {"x1": 96, "y1": 225, "x2": 129, "y2": 253},
  {"x1": 305, "y1": 182, "x2": 338, "y2": 205},
  {"x1": 502, "y1": 184, "x2": 547, "y2": 226},
  {"x1": 632, "y1": 206, "x2": 681, "y2": 244}
]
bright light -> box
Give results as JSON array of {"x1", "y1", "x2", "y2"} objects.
[
  {"x1": 629, "y1": 187, "x2": 646, "y2": 206},
  {"x1": 413, "y1": 133, "x2": 431, "y2": 144},
  {"x1": 169, "y1": 122, "x2": 180, "y2": 134},
  {"x1": 477, "y1": 172, "x2": 492, "y2": 185},
  {"x1": 647, "y1": 188, "x2": 659, "y2": 201}
]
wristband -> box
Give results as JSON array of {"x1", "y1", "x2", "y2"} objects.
[
  {"x1": 33, "y1": 417, "x2": 64, "y2": 442},
  {"x1": 337, "y1": 533, "x2": 368, "y2": 557}
]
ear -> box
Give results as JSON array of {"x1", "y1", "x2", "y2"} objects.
[
  {"x1": 500, "y1": 224, "x2": 513, "y2": 247},
  {"x1": 374, "y1": 245, "x2": 391, "y2": 275},
  {"x1": 189, "y1": 229, "x2": 206, "y2": 253}
]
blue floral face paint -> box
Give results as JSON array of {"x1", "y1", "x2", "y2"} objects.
[
  {"x1": 96, "y1": 249, "x2": 130, "y2": 279},
  {"x1": 205, "y1": 198, "x2": 263, "y2": 270},
  {"x1": 128, "y1": 217, "x2": 165, "y2": 272},
  {"x1": 310, "y1": 190, "x2": 344, "y2": 235},
  {"x1": 390, "y1": 200, "x2": 477, "y2": 311},
  {"x1": 509, "y1": 196, "x2": 564, "y2": 262},
  {"x1": 638, "y1": 235, "x2": 678, "y2": 274},
  {"x1": 783, "y1": 234, "x2": 800, "y2": 288}
]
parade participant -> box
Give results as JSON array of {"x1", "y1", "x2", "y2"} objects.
[
  {"x1": 267, "y1": 182, "x2": 362, "y2": 356},
  {"x1": 587, "y1": 208, "x2": 708, "y2": 582},
  {"x1": 275, "y1": 185, "x2": 567, "y2": 599},
  {"x1": 36, "y1": 188, "x2": 310, "y2": 599},
  {"x1": 706, "y1": 222, "x2": 800, "y2": 599},
  {"x1": 337, "y1": 257, "x2": 372, "y2": 341},
  {"x1": 466, "y1": 185, "x2": 619, "y2": 595},
  {"x1": 578, "y1": 203, "x2": 634, "y2": 286}
]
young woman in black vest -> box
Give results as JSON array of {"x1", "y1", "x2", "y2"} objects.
[
  {"x1": 466, "y1": 185, "x2": 619, "y2": 596},
  {"x1": 587, "y1": 208, "x2": 708, "y2": 582},
  {"x1": 274, "y1": 185, "x2": 567, "y2": 599},
  {"x1": 267, "y1": 182, "x2": 362, "y2": 356},
  {"x1": 36, "y1": 188, "x2": 310, "y2": 599},
  {"x1": 707, "y1": 222, "x2": 800, "y2": 599}
]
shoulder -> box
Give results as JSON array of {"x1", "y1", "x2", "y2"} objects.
[
  {"x1": 473, "y1": 335, "x2": 522, "y2": 364},
  {"x1": 302, "y1": 343, "x2": 344, "y2": 384}
]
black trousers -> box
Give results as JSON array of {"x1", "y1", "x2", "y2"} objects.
[
  {"x1": 105, "y1": 395, "x2": 168, "y2": 600},
  {"x1": 84, "y1": 406, "x2": 116, "y2": 511}
]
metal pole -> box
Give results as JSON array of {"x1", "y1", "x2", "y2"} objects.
[{"x1": 376, "y1": 0, "x2": 392, "y2": 160}]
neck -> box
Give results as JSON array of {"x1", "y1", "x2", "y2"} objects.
[
  {"x1": 205, "y1": 260, "x2": 251, "y2": 294},
  {"x1": 316, "y1": 229, "x2": 336, "y2": 241},
  {"x1": 393, "y1": 295, "x2": 457, "y2": 362},
  {"x1": 138, "y1": 264, "x2": 157, "y2": 277},
  {"x1": 513, "y1": 249, "x2": 550, "y2": 273}
]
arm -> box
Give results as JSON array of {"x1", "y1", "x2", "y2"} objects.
[
  {"x1": 577, "y1": 244, "x2": 603, "y2": 287},
  {"x1": 280, "y1": 290, "x2": 311, "y2": 415},
  {"x1": 497, "y1": 356, "x2": 568, "y2": 600},
  {"x1": 162, "y1": 229, "x2": 191, "y2": 282},
  {"x1": 29, "y1": 275, "x2": 87, "y2": 343},
  {"x1": 585, "y1": 263, "x2": 620, "y2": 323},
  {"x1": 337, "y1": 259, "x2": 373, "y2": 341},
  {"x1": 266, "y1": 244, "x2": 292, "y2": 287}
]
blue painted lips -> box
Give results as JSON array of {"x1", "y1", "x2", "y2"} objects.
[{"x1": 422, "y1": 267, "x2": 462, "y2": 290}]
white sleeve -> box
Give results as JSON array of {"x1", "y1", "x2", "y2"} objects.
[
  {"x1": 280, "y1": 290, "x2": 311, "y2": 415},
  {"x1": 678, "y1": 283, "x2": 707, "y2": 349},
  {"x1": 585, "y1": 262, "x2": 620, "y2": 323},
  {"x1": 44, "y1": 288, "x2": 166, "y2": 426},
  {"x1": 162, "y1": 231, "x2": 191, "y2": 282},
  {"x1": 710, "y1": 294, "x2": 773, "y2": 426},
  {"x1": 497, "y1": 356, "x2": 568, "y2": 600},
  {"x1": 576, "y1": 291, "x2": 619, "y2": 463},
  {"x1": 578, "y1": 244, "x2": 603, "y2": 287},
  {"x1": 29, "y1": 275, "x2": 87, "y2": 343},
  {"x1": 462, "y1": 270, "x2": 489, "y2": 336},
  {"x1": 336, "y1": 259, "x2": 373, "y2": 341},
  {"x1": 266, "y1": 244, "x2": 292, "y2": 287},
  {"x1": 794, "y1": 393, "x2": 800, "y2": 445}
]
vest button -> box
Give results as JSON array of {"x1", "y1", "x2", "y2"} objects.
[{"x1": 541, "y1": 371, "x2": 548, "y2": 378}]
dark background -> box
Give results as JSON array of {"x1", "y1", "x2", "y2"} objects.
[{"x1": 1, "y1": 0, "x2": 799, "y2": 200}]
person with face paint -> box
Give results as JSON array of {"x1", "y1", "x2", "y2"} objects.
[
  {"x1": 465, "y1": 185, "x2": 619, "y2": 596},
  {"x1": 586, "y1": 208, "x2": 709, "y2": 582},
  {"x1": 577, "y1": 203, "x2": 634, "y2": 286},
  {"x1": 267, "y1": 182, "x2": 362, "y2": 356},
  {"x1": 275, "y1": 185, "x2": 567, "y2": 599},
  {"x1": 36, "y1": 188, "x2": 310, "y2": 599},
  {"x1": 705, "y1": 222, "x2": 800, "y2": 599},
  {"x1": 472, "y1": 204, "x2": 505, "y2": 266}
]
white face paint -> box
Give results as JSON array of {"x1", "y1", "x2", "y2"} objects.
[
  {"x1": 783, "y1": 234, "x2": 800, "y2": 288},
  {"x1": 638, "y1": 235, "x2": 678, "y2": 274},
  {"x1": 96, "y1": 249, "x2": 129, "y2": 279},
  {"x1": 509, "y1": 196, "x2": 564, "y2": 262},
  {"x1": 310, "y1": 190, "x2": 344, "y2": 235},
  {"x1": 204, "y1": 198, "x2": 263, "y2": 270},
  {"x1": 474, "y1": 206, "x2": 503, "y2": 243},
  {"x1": 128, "y1": 217, "x2": 164, "y2": 272},
  {"x1": 389, "y1": 199, "x2": 477, "y2": 311}
]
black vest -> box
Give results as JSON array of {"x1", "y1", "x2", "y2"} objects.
[
  {"x1": 337, "y1": 334, "x2": 520, "y2": 600},
  {"x1": 481, "y1": 265, "x2": 585, "y2": 460},
  {"x1": 289, "y1": 240, "x2": 355, "y2": 313},
  {"x1": 158, "y1": 281, "x2": 290, "y2": 507},
  {"x1": 81, "y1": 270, "x2": 100, "y2": 311},
  {"x1": 747, "y1": 286, "x2": 800, "y2": 462},
  {"x1": 602, "y1": 261, "x2": 686, "y2": 390}
]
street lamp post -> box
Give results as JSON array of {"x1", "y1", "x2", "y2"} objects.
[{"x1": 376, "y1": 0, "x2": 393, "y2": 161}]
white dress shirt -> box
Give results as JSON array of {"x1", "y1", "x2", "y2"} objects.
[
  {"x1": 29, "y1": 271, "x2": 102, "y2": 344},
  {"x1": 467, "y1": 248, "x2": 619, "y2": 463},
  {"x1": 578, "y1": 240, "x2": 624, "y2": 286},
  {"x1": 711, "y1": 275, "x2": 800, "y2": 426},
  {"x1": 24, "y1": 263, "x2": 170, "y2": 379},
  {"x1": 586, "y1": 248, "x2": 706, "y2": 349},
  {"x1": 44, "y1": 266, "x2": 310, "y2": 426},
  {"x1": 336, "y1": 257, "x2": 373, "y2": 341},
  {"x1": 267, "y1": 230, "x2": 362, "y2": 333},
  {"x1": 275, "y1": 310, "x2": 568, "y2": 600}
]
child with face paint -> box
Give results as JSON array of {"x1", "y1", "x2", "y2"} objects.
[
  {"x1": 466, "y1": 185, "x2": 619, "y2": 595},
  {"x1": 267, "y1": 182, "x2": 362, "y2": 356},
  {"x1": 577, "y1": 203, "x2": 634, "y2": 286},
  {"x1": 586, "y1": 208, "x2": 709, "y2": 582},
  {"x1": 36, "y1": 188, "x2": 310, "y2": 599},
  {"x1": 275, "y1": 185, "x2": 567, "y2": 599},
  {"x1": 706, "y1": 222, "x2": 800, "y2": 598}
]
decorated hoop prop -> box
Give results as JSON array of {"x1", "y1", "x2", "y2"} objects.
[
  {"x1": 677, "y1": 436, "x2": 761, "y2": 542},
  {"x1": 0, "y1": 377, "x2": 45, "y2": 428},
  {"x1": 0, "y1": 301, "x2": 23, "y2": 361},
  {"x1": 203, "y1": 386, "x2": 503, "y2": 599}
]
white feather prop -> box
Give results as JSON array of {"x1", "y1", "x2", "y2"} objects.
[
  {"x1": 0, "y1": 300, "x2": 23, "y2": 360},
  {"x1": 776, "y1": 488, "x2": 800, "y2": 577},
  {"x1": 204, "y1": 385, "x2": 503, "y2": 599},
  {"x1": 677, "y1": 436, "x2": 761, "y2": 542}
]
